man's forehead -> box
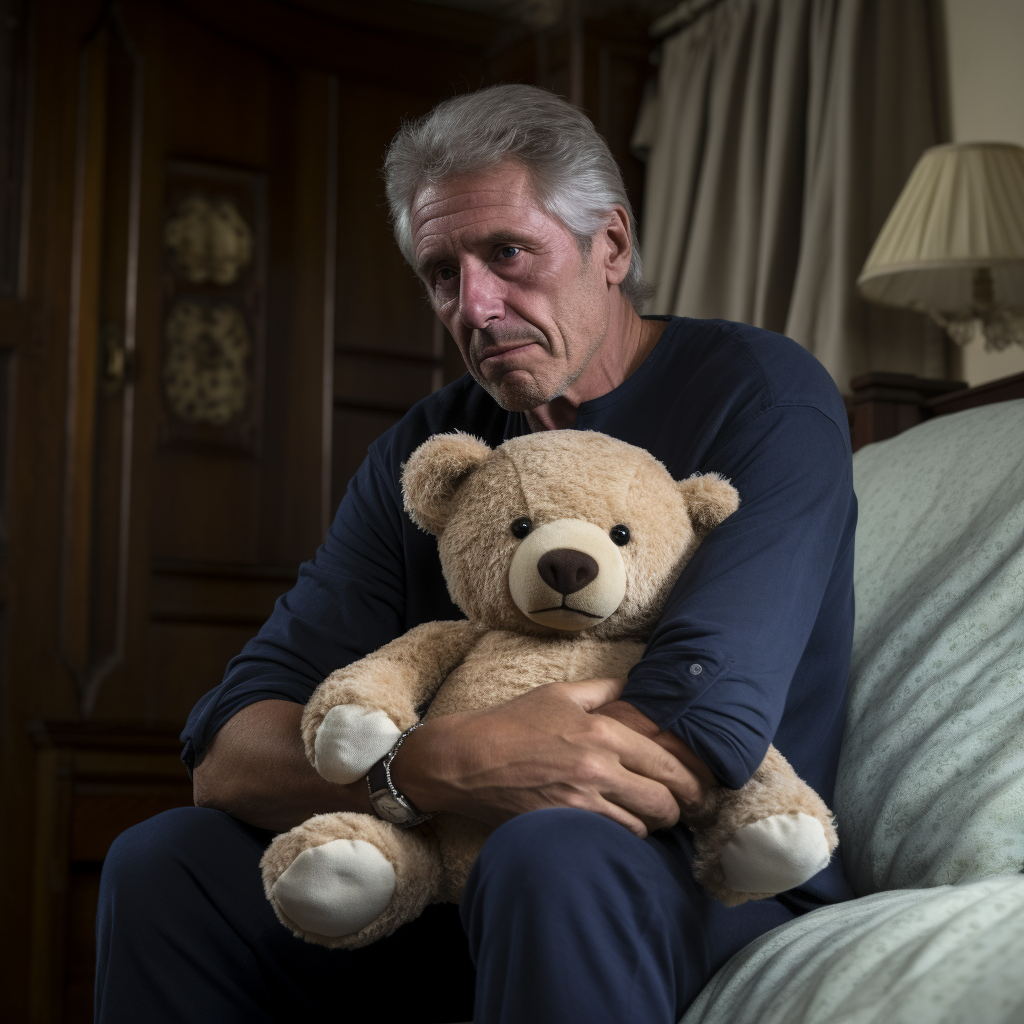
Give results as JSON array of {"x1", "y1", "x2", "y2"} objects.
[
  {"x1": 413, "y1": 174, "x2": 529, "y2": 213},
  {"x1": 410, "y1": 165, "x2": 551, "y2": 256},
  {"x1": 412, "y1": 189, "x2": 531, "y2": 239}
]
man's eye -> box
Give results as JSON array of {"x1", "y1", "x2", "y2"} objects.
[
  {"x1": 436, "y1": 268, "x2": 457, "y2": 282},
  {"x1": 497, "y1": 246, "x2": 520, "y2": 259}
]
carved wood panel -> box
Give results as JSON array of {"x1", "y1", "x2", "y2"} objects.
[{"x1": 160, "y1": 160, "x2": 266, "y2": 451}]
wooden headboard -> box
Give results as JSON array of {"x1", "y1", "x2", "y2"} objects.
[{"x1": 846, "y1": 371, "x2": 1024, "y2": 452}]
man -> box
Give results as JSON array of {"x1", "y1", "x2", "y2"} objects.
[{"x1": 96, "y1": 84, "x2": 855, "y2": 1024}]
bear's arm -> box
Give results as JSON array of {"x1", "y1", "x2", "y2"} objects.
[{"x1": 300, "y1": 620, "x2": 485, "y2": 769}]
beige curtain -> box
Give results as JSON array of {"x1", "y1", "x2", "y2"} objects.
[{"x1": 634, "y1": 0, "x2": 949, "y2": 391}]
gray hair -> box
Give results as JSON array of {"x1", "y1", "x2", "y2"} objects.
[{"x1": 384, "y1": 84, "x2": 652, "y2": 308}]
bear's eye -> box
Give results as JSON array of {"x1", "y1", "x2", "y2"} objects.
[
  {"x1": 510, "y1": 517, "x2": 533, "y2": 539},
  {"x1": 610, "y1": 524, "x2": 631, "y2": 546}
]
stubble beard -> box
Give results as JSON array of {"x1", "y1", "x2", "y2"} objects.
[{"x1": 468, "y1": 324, "x2": 604, "y2": 413}]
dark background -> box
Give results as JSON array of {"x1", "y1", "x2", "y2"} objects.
[{"x1": 0, "y1": 0, "x2": 658, "y2": 1019}]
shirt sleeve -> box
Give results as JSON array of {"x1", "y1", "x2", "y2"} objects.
[
  {"x1": 179, "y1": 446, "x2": 410, "y2": 774},
  {"x1": 620, "y1": 404, "x2": 854, "y2": 789}
]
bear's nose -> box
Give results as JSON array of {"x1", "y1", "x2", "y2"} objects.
[{"x1": 537, "y1": 548, "x2": 599, "y2": 595}]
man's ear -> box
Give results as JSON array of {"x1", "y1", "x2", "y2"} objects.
[
  {"x1": 401, "y1": 432, "x2": 492, "y2": 536},
  {"x1": 678, "y1": 473, "x2": 740, "y2": 538},
  {"x1": 601, "y1": 207, "x2": 632, "y2": 287}
]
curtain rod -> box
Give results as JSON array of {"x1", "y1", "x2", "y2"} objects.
[{"x1": 649, "y1": 0, "x2": 727, "y2": 40}]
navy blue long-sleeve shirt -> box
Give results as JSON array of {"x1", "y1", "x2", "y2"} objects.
[{"x1": 182, "y1": 316, "x2": 856, "y2": 903}]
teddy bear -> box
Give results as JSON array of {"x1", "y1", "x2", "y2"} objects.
[{"x1": 260, "y1": 430, "x2": 838, "y2": 949}]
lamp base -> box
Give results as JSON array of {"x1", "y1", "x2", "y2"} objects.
[{"x1": 934, "y1": 308, "x2": 1024, "y2": 351}]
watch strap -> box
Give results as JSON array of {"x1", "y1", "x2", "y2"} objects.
[{"x1": 366, "y1": 722, "x2": 434, "y2": 828}]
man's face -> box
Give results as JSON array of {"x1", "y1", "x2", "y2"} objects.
[{"x1": 410, "y1": 161, "x2": 612, "y2": 411}]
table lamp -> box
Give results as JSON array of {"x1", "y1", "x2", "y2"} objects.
[{"x1": 857, "y1": 142, "x2": 1024, "y2": 350}]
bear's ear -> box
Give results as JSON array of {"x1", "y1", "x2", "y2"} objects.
[
  {"x1": 678, "y1": 473, "x2": 740, "y2": 538},
  {"x1": 401, "y1": 432, "x2": 492, "y2": 536}
]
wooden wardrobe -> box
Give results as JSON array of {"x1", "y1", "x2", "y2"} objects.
[{"x1": 0, "y1": 0, "x2": 654, "y2": 1019}]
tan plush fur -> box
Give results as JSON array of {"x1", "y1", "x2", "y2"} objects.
[
  {"x1": 402, "y1": 432, "x2": 492, "y2": 536},
  {"x1": 689, "y1": 746, "x2": 838, "y2": 906},
  {"x1": 679, "y1": 473, "x2": 741, "y2": 537},
  {"x1": 301, "y1": 620, "x2": 485, "y2": 765},
  {"x1": 261, "y1": 812, "x2": 443, "y2": 948},
  {"x1": 260, "y1": 430, "x2": 837, "y2": 947}
]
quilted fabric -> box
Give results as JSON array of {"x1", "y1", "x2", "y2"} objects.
[
  {"x1": 682, "y1": 874, "x2": 1024, "y2": 1024},
  {"x1": 834, "y1": 400, "x2": 1024, "y2": 895}
]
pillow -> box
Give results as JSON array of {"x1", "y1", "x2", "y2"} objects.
[
  {"x1": 835, "y1": 399, "x2": 1024, "y2": 895},
  {"x1": 682, "y1": 874, "x2": 1024, "y2": 1024}
]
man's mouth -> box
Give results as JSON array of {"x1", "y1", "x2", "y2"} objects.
[{"x1": 478, "y1": 341, "x2": 537, "y2": 364}]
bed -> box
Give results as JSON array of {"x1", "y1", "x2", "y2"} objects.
[{"x1": 683, "y1": 369, "x2": 1024, "y2": 1024}]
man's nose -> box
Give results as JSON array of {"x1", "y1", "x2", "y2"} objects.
[{"x1": 458, "y1": 265, "x2": 504, "y2": 330}]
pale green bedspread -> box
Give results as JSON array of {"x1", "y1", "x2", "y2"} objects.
[{"x1": 683, "y1": 399, "x2": 1024, "y2": 1024}]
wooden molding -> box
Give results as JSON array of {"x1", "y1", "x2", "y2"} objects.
[
  {"x1": 849, "y1": 370, "x2": 1024, "y2": 451},
  {"x1": 168, "y1": 0, "x2": 503, "y2": 91},
  {"x1": 58, "y1": 12, "x2": 144, "y2": 716},
  {"x1": 27, "y1": 718, "x2": 191, "y2": 1024},
  {"x1": 848, "y1": 372, "x2": 966, "y2": 451},
  {"x1": 927, "y1": 370, "x2": 1024, "y2": 417},
  {"x1": 149, "y1": 558, "x2": 298, "y2": 627}
]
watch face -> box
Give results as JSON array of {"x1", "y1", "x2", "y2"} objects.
[{"x1": 371, "y1": 791, "x2": 415, "y2": 824}]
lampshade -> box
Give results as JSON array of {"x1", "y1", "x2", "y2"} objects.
[{"x1": 857, "y1": 142, "x2": 1024, "y2": 321}]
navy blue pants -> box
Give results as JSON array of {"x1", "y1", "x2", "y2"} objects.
[{"x1": 96, "y1": 806, "x2": 809, "y2": 1023}]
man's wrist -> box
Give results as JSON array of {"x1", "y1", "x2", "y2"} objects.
[
  {"x1": 387, "y1": 716, "x2": 447, "y2": 815},
  {"x1": 366, "y1": 723, "x2": 434, "y2": 826}
]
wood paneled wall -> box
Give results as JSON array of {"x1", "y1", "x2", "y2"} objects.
[{"x1": 0, "y1": 1, "x2": 655, "y2": 1019}]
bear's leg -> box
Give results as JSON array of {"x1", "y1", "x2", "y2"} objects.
[
  {"x1": 261, "y1": 813, "x2": 442, "y2": 949},
  {"x1": 691, "y1": 745, "x2": 837, "y2": 906},
  {"x1": 716, "y1": 811, "x2": 832, "y2": 894}
]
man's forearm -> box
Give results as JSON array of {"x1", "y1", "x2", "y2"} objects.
[
  {"x1": 193, "y1": 686, "x2": 713, "y2": 839},
  {"x1": 192, "y1": 699, "x2": 371, "y2": 832},
  {"x1": 391, "y1": 678, "x2": 710, "y2": 838}
]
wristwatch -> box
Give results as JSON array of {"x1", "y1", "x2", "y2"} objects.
[{"x1": 366, "y1": 722, "x2": 434, "y2": 828}]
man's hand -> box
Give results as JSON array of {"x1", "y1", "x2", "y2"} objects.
[
  {"x1": 390, "y1": 677, "x2": 709, "y2": 839},
  {"x1": 591, "y1": 696, "x2": 718, "y2": 810}
]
